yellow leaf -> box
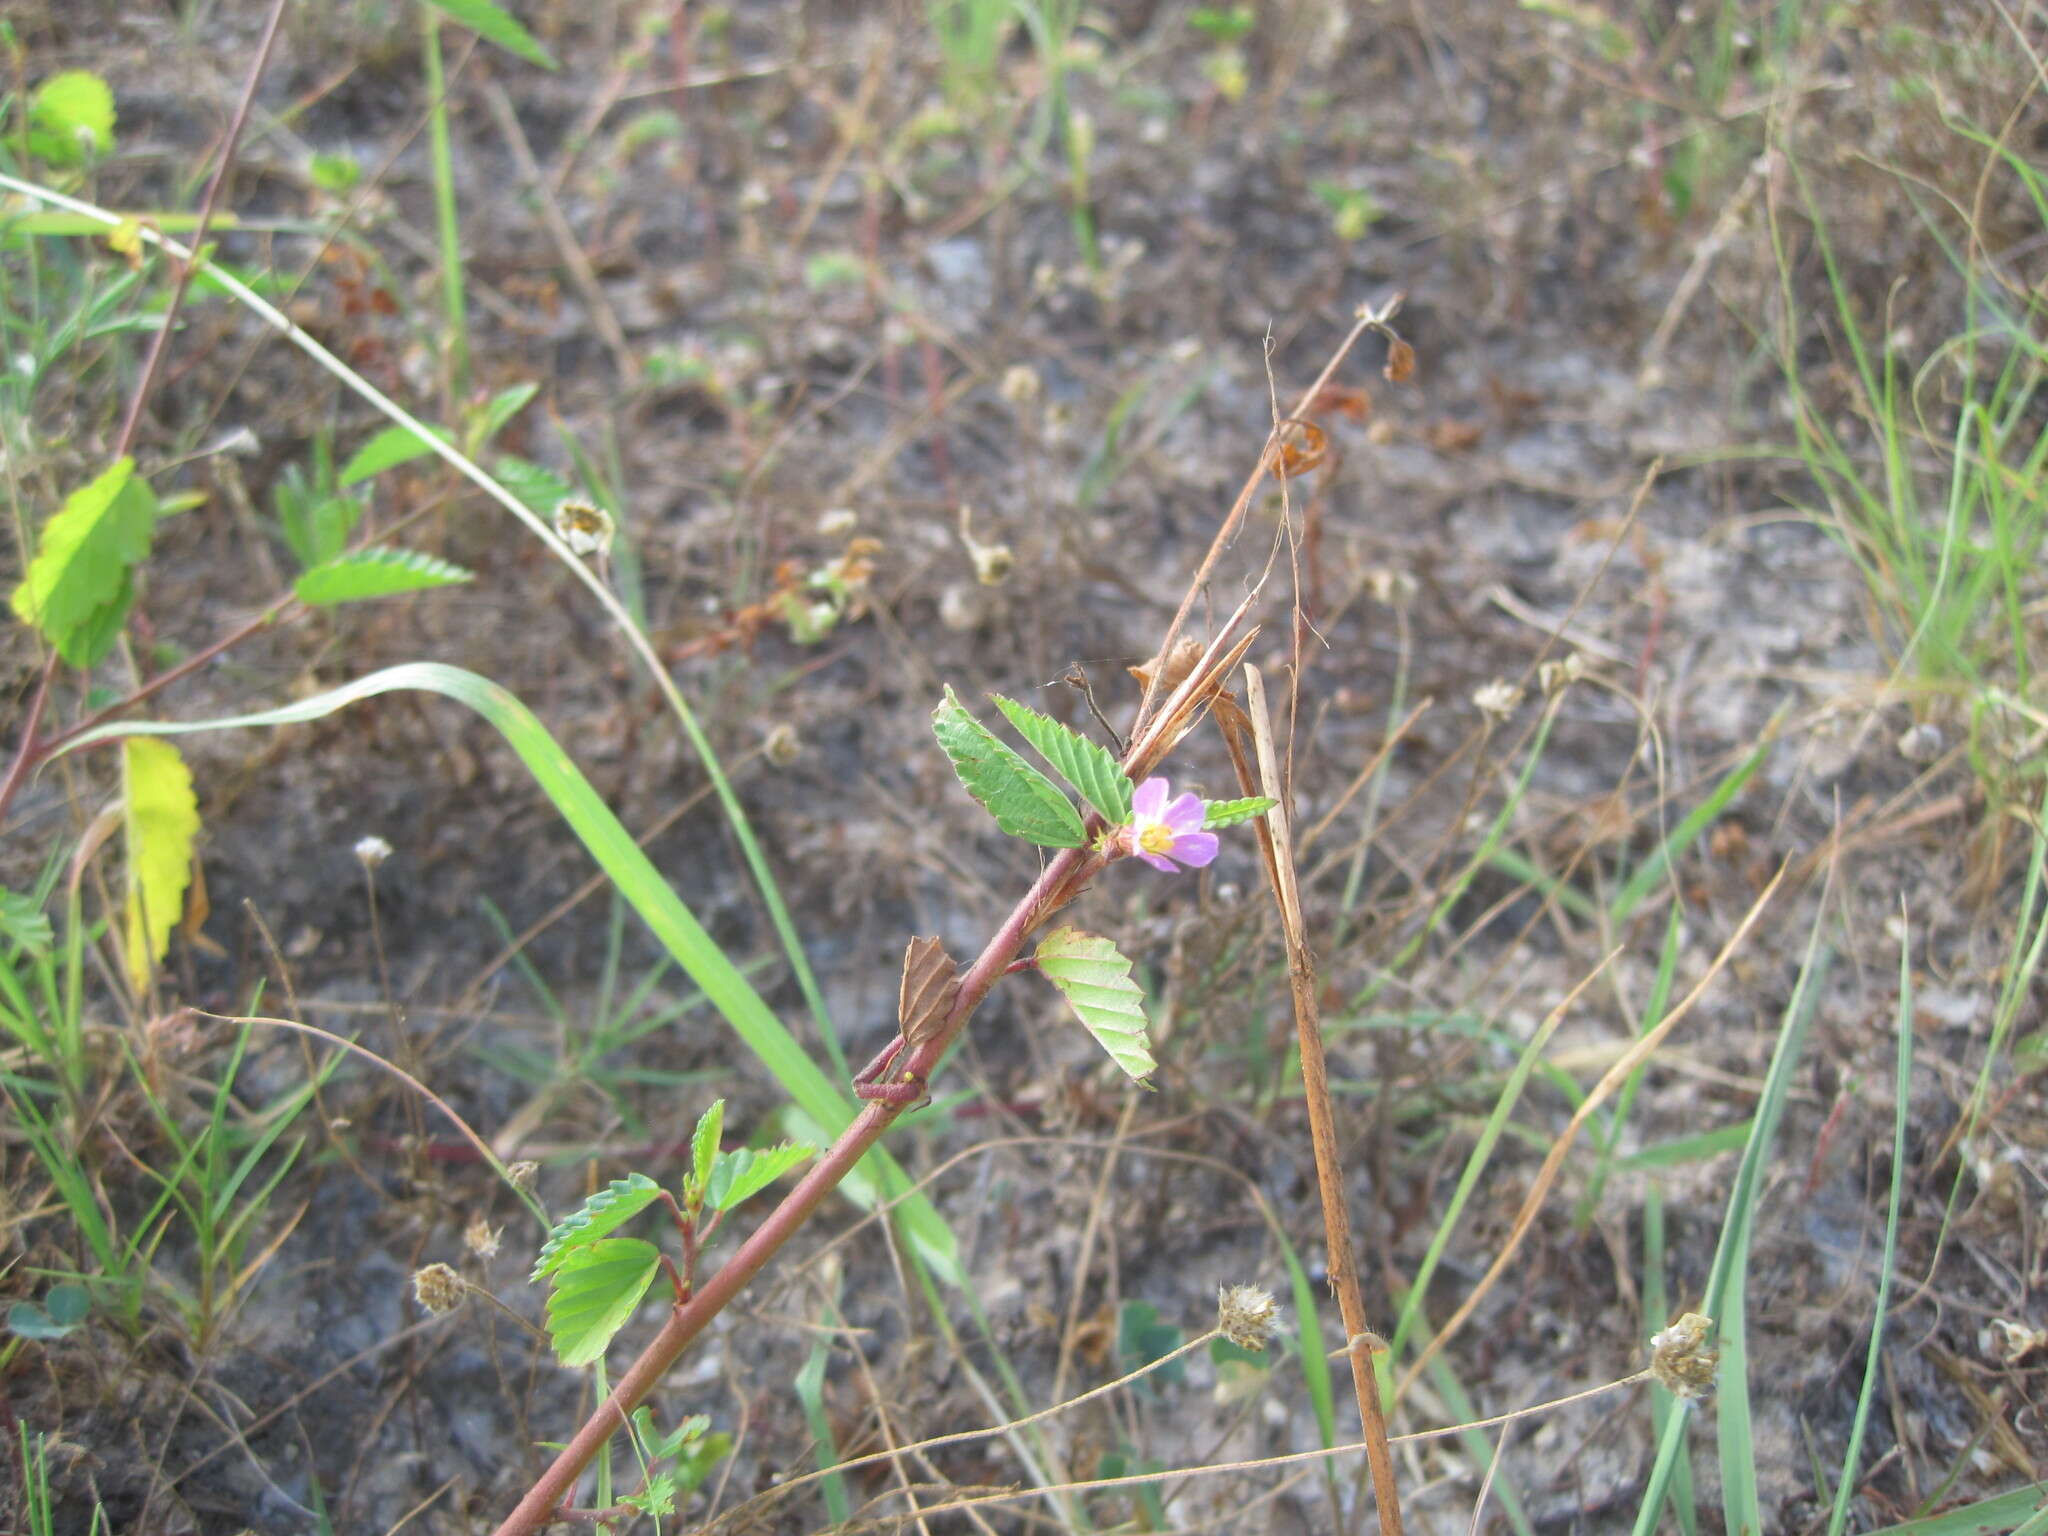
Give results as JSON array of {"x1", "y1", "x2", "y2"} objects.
[
  {"x1": 123, "y1": 737, "x2": 199, "y2": 992},
  {"x1": 106, "y1": 217, "x2": 144, "y2": 265}
]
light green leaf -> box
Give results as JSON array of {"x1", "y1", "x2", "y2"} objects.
[
  {"x1": 990, "y1": 695, "x2": 1133, "y2": 822},
  {"x1": 55, "y1": 662, "x2": 961, "y2": 1284},
  {"x1": 1034, "y1": 925, "x2": 1155, "y2": 1082},
  {"x1": 688, "y1": 1099, "x2": 724, "y2": 1205},
  {"x1": 706, "y1": 1141, "x2": 815, "y2": 1211},
  {"x1": 339, "y1": 423, "x2": 452, "y2": 486},
  {"x1": 293, "y1": 547, "x2": 474, "y2": 606},
  {"x1": 307, "y1": 151, "x2": 361, "y2": 195},
  {"x1": 543, "y1": 1238, "x2": 661, "y2": 1367},
  {"x1": 932, "y1": 689, "x2": 1086, "y2": 848},
  {"x1": 122, "y1": 738, "x2": 199, "y2": 992},
  {"x1": 28, "y1": 70, "x2": 116, "y2": 166},
  {"x1": 530, "y1": 1173, "x2": 662, "y2": 1282},
  {"x1": 495, "y1": 454, "x2": 575, "y2": 514},
  {"x1": 10, "y1": 458, "x2": 157, "y2": 667},
  {"x1": 803, "y1": 251, "x2": 864, "y2": 290},
  {"x1": 1201, "y1": 796, "x2": 1274, "y2": 830},
  {"x1": 473, "y1": 381, "x2": 539, "y2": 446},
  {"x1": 422, "y1": 0, "x2": 559, "y2": 69}
]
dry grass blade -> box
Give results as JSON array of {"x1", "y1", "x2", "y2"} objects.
[
  {"x1": 1396, "y1": 860, "x2": 1791, "y2": 1399},
  {"x1": 1234, "y1": 663, "x2": 1405, "y2": 1536}
]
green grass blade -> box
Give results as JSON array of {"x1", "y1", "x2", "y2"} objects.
[
  {"x1": 1272, "y1": 1223, "x2": 1337, "y2": 1455},
  {"x1": 1578, "y1": 908, "x2": 1684, "y2": 1225},
  {"x1": 1611, "y1": 725, "x2": 1778, "y2": 925},
  {"x1": 421, "y1": 12, "x2": 468, "y2": 401},
  {"x1": 1715, "y1": 919, "x2": 1832, "y2": 1536},
  {"x1": 1386, "y1": 991, "x2": 1571, "y2": 1363},
  {"x1": 1859, "y1": 1484, "x2": 2048, "y2": 1536},
  {"x1": 1825, "y1": 911, "x2": 1914, "y2": 1536},
  {"x1": 1633, "y1": 900, "x2": 1828, "y2": 1536},
  {"x1": 1642, "y1": 1183, "x2": 1698, "y2": 1536},
  {"x1": 58, "y1": 663, "x2": 961, "y2": 1282}
]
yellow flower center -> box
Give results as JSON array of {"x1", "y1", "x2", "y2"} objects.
[{"x1": 1138, "y1": 823, "x2": 1175, "y2": 855}]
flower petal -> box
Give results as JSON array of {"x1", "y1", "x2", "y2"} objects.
[
  {"x1": 1131, "y1": 776, "x2": 1169, "y2": 820},
  {"x1": 1169, "y1": 831, "x2": 1219, "y2": 868},
  {"x1": 1160, "y1": 792, "x2": 1205, "y2": 834},
  {"x1": 1137, "y1": 849, "x2": 1181, "y2": 873}
]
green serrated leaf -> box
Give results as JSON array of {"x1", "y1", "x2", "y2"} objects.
[
  {"x1": 990, "y1": 695, "x2": 1133, "y2": 823},
  {"x1": 1034, "y1": 925, "x2": 1155, "y2": 1082},
  {"x1": 422, "y1": 0, "x2": 560, "y2": 69},
  {"x1": 338, "y1": 423, "x2": 452, "y2": 486},
  {"x1": 294, "y1": 547, "x2": 474, "y2": 606},
  {"x1": 1201, "y1": 796, "x2": 1274, "y2": 830},
  {"x1": 122, "y1": 738, "x2": 198, "y2": 992},
  {"x1": 544, "y1": 1238, "x2": 661, "y2": 1366},
  {"x1": 495, "y1": 453, "x2": 576, "y2": 514},
  {"x1": 28, "y1": 70, "x2": 115, "y2": 166},
  {"x1": 689, "y1": 1099, "x2": 724, "y2": 1205},
  {"x1": 706, "y1": 1141, "x2": 816, "y2": 1211},
  {"x1": 623, "y1": 1470, "x2": 679, "y2": 1519},
  {"x1": 531, "y1": 1173, "x2": 661, "y2": 1281},
  {"x1": 10, "y1": 458, "x2": 157, "y2": 666},
  {"x1": 932, "y1": 689, "x2": 1086, "y2": 848}
]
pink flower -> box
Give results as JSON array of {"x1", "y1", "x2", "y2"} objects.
[{"x1": 1126, "y1": 777, "x2": 1219, "y2": 874}]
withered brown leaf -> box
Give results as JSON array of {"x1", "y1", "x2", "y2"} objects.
[
  {"x1": 1128, "y1": 635, "x2": 1204, "y2": 696},
  {"x1": 898, "y1": 936, "x2": 962, "y2": 1047}
]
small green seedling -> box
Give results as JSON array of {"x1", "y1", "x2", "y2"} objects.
[{"x1": 530, "y1": 1100, "x2": 816, "y2": 1367}]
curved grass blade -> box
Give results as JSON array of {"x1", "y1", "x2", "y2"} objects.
[
  {"x1": 0, "y1": 170, "x2": 850, "y2": 1116},
  {"x1": 57, "y1": 662, "x2": 961, "y2": 1283}
]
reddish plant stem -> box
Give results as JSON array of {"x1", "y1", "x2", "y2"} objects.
[
  {"x1": 0, "y1": 656, "x2": 58, "y2": 830},
  {"x1": 492, "y1": 845, "x2": 1100, "y2": 1535},
  {"x1": 0, "y1": 602, "x2": 292, "y2": 829},
  {"x1": 0, "y1": 0, "x2": 288, "y2": 828},
  {"x1": 114, "y1": 0, "x2": 288, "y2": 460}
]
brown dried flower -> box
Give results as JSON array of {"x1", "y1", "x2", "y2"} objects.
[
  {"x1": 412, "y1": 1262, "x2": 465, "y2": 1316},
  {"x1": 1217, "y1": 1284, "x2": 1280, "y2": 1352},
  {"x1": 1650, "y1": 1312, "x2": 1718, "y2": 1399}
]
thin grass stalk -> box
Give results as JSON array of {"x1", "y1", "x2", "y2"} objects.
[{"x1": 422, "y1": 11, "x2": 468, "y2": 404}]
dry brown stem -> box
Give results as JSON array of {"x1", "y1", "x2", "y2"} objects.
[{"x1": 1231, "y1": 664, "x2": 1405, "y2": 1536}]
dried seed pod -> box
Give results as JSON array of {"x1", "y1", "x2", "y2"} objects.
[
  {"x1": 1649, "y1": 1311, "x2": 1718, "y2": 1399},
  {"x1": 412, "y1": 1262, "x2": 465, "y2": 1315},
  {"x1": 1128, "y1": 636, "x2": 1204, "y2": 696},
  {"x1": 898, "y1": 936, "x2": 962, "y2": 1047}
]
